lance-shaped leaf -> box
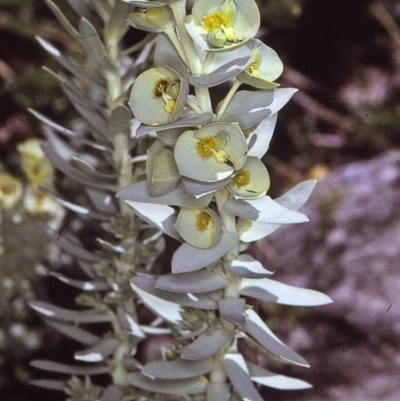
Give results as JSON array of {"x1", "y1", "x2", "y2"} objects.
[
  {"x1": 181, "y1": 327, "x2": 233, "y2": 360},
  {"x1": 227, "y1": 157, "x2": 270, "y2": 199},
  {"x1": 31, "y1": 360, "x2": 109, "y2": 375},
  {"x1": 66, "y1": 0, "x2": 95, "y2": 23},
  {"x1": 39, "y1": 187, "x2": 108, "y2": 220},
  {"x1": 128, "y1": 373, "x2": 207, "y2": 394},
  {"x1": 44, "y1": 320, "x2": 100, "y2": 346},
  {"x1": 118, "y1": 181, "x2": 212, "y2": 207},
  {"x1": 50, "y1": 272, "x2": 109, "y2": 291},
  {"x1": 219, "y1": 88, "x2": 297, "y2": 129},
  {"x1": 62, "y1": 85, "x2": 109, "y2": 139},
  {"x1": 247, "y1": 362, "x2": 312, "y2": 390},
  {"x1": 186, "y1": 0, "x2": 260, "y2": 52},
  {"x1": 172, "y1": 232, "x2": 237, "y2": 273},
  {"x1": 129, "y1": 66, "x2": 189, "y2": 125},
  {"x1": 30, "y1": 379, "x2": 66, "y2": 391},
  {"x1": 131, "y1": 276, "x2": 217, "y2": 310},
  {"x1": 130, "y1": 277, "x2": 182, "y2": 324},
  {"x1": 189, "y1": 46, "x2": 251, "y2": 87},
  {"x1": 246, "y1": 114, "x2": 277, "y2": 158},
  {"x1": 35, "y1": 37, "x2": 104, "y2": 92},
  {"x1": 136, "y1": 111, "x2": 213, "y2": 137},
  {"x1": 38, "y1": 223, "x2": 106, "y2": 262},
  {"x1": 79, "y1": 18, "x2": 116, "y2": 72},
  {"x1": 175, "y1": 207, "x2": 221, "y2": 249},
  {"x1": 29, "y1": 300, "x2": 111, "y2": 324},
  {"x1": 125, "y1": 200, "x2": 181, "y2": 240},
  {"x1": 244, "y1": 309, "x2": 309, "y2": 367},
  {"x1": 238, "y1": 39, "x2": 283, "y2": 89},
  {"x1": 75, "y1": 338, "x2": 119, "y2": 363},
  {"x1": 117, "y1": 307, "x2": 145, "y2": 338},
  {"x1": 29, "y1": 108, "x2": 79, "y2": 139},
  {"x1": 225, "y1": 254, "x2": 273, "y2": 278},
  {"x1": 104, "y1": 0, "x2": 134, "y2": 41},
  {"x1": 275, "y1": 179, "x2": 317, "y2": 209},
  {"x1": 207, "y1": 383, "x2": 230, "y2": 401},
  {"x1": 238, "y1": 180, "x2": 316, "y2": 242},
  {"x1": 225, "y1": 196, "x2": 309, "y2": 224},
  {"x1": 44, "y1": 0, "x2": 79, "y2": 38},
  {"x1": 108, "y1": 105, "x2": 131, "y2": 138},
  {"x1": 85, "y1": 188, "x2": 117, "y2": 214},
  {"x1": 240, "y1": 278, "x2": 332, "y2": 307},
  {"x1": 146, "y1": 140, "x2": 180, "y2": 196},
  {"x1": 156, "y1": 268, "x2": 229, "y2": 293},
  {"x1": 42, "y1": 145, "x2": 116, "y2": 190},
  {"x1": 174, "y1": 123, "x2": 247, "y2": 183},
  {"x1": 220, "y1": 353, "x2": 264, "y2": 401},
  {"x1": 218, "y1": 298, "x2": 246, "y2": 325},
  {"x1": 144, "y1": 359, "x2": 216, "y2": 380}
]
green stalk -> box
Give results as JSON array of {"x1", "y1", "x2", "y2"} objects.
[
  {"x1": 216, "y1": 79, "x2": 241, "y2": 121},
  {"x1": 169, "y1": 0, "x2": 213, "y2": 114}
]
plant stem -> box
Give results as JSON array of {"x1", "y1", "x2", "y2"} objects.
[
  {"x1": 169, "y1": 0, "x2": 213, "y2": 114},
  {"x1": 216, "y1": 80, "x2": 241, "y2": 121}
]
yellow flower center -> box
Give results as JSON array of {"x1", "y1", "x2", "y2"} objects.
[
  {"x1": 196, "y1": 211, "x2": 215, "y2": 231},
  {"x1": 196, "y1": 136, "x2": 217, "y2": 158},
  {"x1": 196, "y1": 136, "x2": 228, "y2": 162},
  {"x1": 246, "y1": 49, "x2": 261, "y2": 78},
  {"x1": 232, "y1": 169, "x2": 250, "y2": 188},
  {"x1": 203, "y1": 11, "x2": 229, "y2": 32},
  {"x1": 154, "y1": 79, "x2": 179, "y2": 114}
]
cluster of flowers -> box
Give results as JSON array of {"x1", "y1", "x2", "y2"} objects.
[
  {"x1": 117, "y1": 0, "x2": 331, "y2": 398},
  {"x1": 0, "y1": 139, "x2": 64, "y2": 226}
]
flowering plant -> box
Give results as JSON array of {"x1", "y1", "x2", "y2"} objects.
[{"x1": 27, "y1": 0, "x2": 331, "y2": 400}]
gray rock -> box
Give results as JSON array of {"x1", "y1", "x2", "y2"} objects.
[{"x1": 257, "y1": 152, "x2": 400, "y2": 401}]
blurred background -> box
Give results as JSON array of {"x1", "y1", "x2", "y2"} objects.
[{"x1": 1, "y1": 0, "x2": 399, "y2": 400}]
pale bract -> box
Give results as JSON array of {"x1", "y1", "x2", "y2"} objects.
[
  {"x1": 174, "y1": 122, "x2": 247, "y2": 182},
  {"x1": 126, "y1": 6, "x2": 175, "y2": 33},
  {"x1": 186, "y1": 0, "x2": 260, "y2": 51},
  {"x1": 238, "y1": 39, "x2": 284, "y2": 89},
  {"x1": 146, "y1": 139, "x2": 180, "y2": 196}
]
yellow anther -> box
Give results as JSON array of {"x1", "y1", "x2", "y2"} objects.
[
  {"x1": 195, "y1": 211, "x2": 215, "y2": 231},
  {"x1": 203, "y1": 11, "x2": 229, "y2": 32},
  {"x1": 164, "y1": 100, "x2": 176, "y2": 114},
  {"x1": 232, "y1": 169, "x2": 250, "y2": 188}
]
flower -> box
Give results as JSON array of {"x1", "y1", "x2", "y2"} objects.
[
  {"x1": 126, "y1": 6, "x2": 175, "y2": 33},
  {"x1": 0, "y1": 173, "x2": 23, "y2": 210},
  {"x1": 238, "y1": 39, "x2": 283, "y2": 89},
  {"x1": 174, "y1": 122, "x2": 247, "y2": 182},
  {"x1": 186, "y1": 0, "x2": 260, "y2": 51},
  {"x1": 129, "y1": 66, "x2": 189, "y2": 125},
  {"x1": 175, "y1": 207, "x2": 221, "y2": 249},
  {"x1": 227, "y1": 156, "x2": 270, "y2": 199},
  {"x1": 17, "y1": 138, "x2": 54, "y2": 184},
  {"x1": 23, "y1": 184, "x2": 65, "y2": 229}
]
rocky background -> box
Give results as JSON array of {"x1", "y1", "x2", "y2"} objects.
[{"x1": 1, "y1": 0, "x2": 400, "y2": 400}]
